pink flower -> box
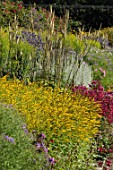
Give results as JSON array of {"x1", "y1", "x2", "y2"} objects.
[
  {"x1": 99, "y1": 67, "x2": 106, "y2": 77},
  {"x1": 104, "y1": 168, "x2": 110, "y2": 170},
  {"x1": 43, "y1": 147, "x2": 48, "y2": 153},
  {"x1": 36, "y1": 142, "x2": 42, "y2": 149},
  {"x1": 103, "y1": 70, "x2": 106, "y2": 77},
  {"x1": 12, "y1": 10, "x2": 17, "y2": 13},
  {"x1": 106, "y1": 159, "x2": 112, "y2": 166},
  {"x1": 2, "y1": 1, "x2": 7, "y2": 6},
  {"x1": 108, "y1": 148, "x2": 113, "y2": 153},
  {"x1": 98, "y1": 147, "x2": 105, "y2": 153}
]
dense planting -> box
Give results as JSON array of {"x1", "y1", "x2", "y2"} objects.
[
  {"x1": 0, "y1": 76, "x2": 102, "y2": 169},
  {"x1": 0, "y1": 1, "x2": 113, "y2": 169},
  {"x1": 72, "y1": 80, "x2": 113, "y2": 123}
]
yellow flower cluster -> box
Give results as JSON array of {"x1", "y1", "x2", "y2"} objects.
[{"x1": 0, "y1": 76, "x2": 102, "y2": 143}]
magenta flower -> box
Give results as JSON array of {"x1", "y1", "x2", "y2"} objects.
[
  {"x1": 106, "y1": 159, "x2": 112, "y2": 167},
  {"x1": 12, "y1": 10, "x2": 16, "y2": 13},
  {"x1": 98, "y1": 147, "x2": 104, "y2": 153}
]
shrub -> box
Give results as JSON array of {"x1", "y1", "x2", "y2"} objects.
[
  {"x1": 64, "y1": 33, "x2": 85, "y2": 53},
  {"x1": 64, "y1": 32, "x2": 101, "y2": 53},
  {"x1": 0, "y1": 76, "x2": 102, "y2": 169},
  {"x1": 100, "y1": 27, "x2": 113, "y2": 47}
]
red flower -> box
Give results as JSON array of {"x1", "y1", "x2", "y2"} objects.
[
  {"x1": 98, "y1": 161, "x2": 103, "y2": 167},
  {"x1": 18, "y1": 3, "x2": 23, "y2": 10},
  {"x1": 50, "y1": 139, "x2": 54, "y2": 143}
]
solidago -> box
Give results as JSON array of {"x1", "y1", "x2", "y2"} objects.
[{"x1": 0, "y1": 76, "x2": 102, "y2": 143}]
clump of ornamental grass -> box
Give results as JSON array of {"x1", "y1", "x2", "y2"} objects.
[
  {"x1": 0, "y1": 27, "x2": 37, "y2": 80},
  {"x1": 0, "y1": 76, "x2": 102, "y2": 169}
]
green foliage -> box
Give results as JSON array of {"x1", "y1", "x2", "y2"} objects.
[
  {"x1": 0, "y1": 28, "x2": 36, "y2": 79},
  {"x1": 64, "y1": 32, "x2": 101, "y2": 52},
  {"x1": 85, "y1": 39, "x2": 101, "y2": 49},
  {"x1": 0, "y1": 104, "x2": 46, "y2": 170},
  {"x1": 64, "y1": 33, "x2": 85, "y2": 53},
  {"x1": 100, "y1": 27, "x2": 113, "y2": 46}
]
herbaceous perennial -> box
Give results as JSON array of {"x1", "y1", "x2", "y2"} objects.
[{"x1": 0, "y1": 76, "x2": 102, "y2": 143}]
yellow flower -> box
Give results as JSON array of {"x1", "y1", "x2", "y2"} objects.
[{"x1": 0, "y1": 77, "x2": 102, "y2": 144}]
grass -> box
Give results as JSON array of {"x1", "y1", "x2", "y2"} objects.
[{"x1": 0, "y1": 103, "x2": 47, "y2": 170}]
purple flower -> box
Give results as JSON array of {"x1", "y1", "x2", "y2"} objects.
[
  {"x1": 36, "y1": 142, "x2": 48, "y2": 153},
  {"x1": 38, "y1": 133, "x2": 46, "y2": 139},
  {"x1": 4, "y1": 135, "x2": 15, "y2": 143},
  {"x1": 43, "y1": 146, "x2": 48, "y2": 153},
  {"x1": 42, "y1": 133, "x2": 46, "y2": 139},
  {"x1": 22, "y1": 125, "x2": 28, "y2": 133},
  {"x1": 49, "y1": 157, "x2": 55, "y2": 165},
  {"x1": 36, "y1": 142, "x2": 42, "y2": 149}
]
